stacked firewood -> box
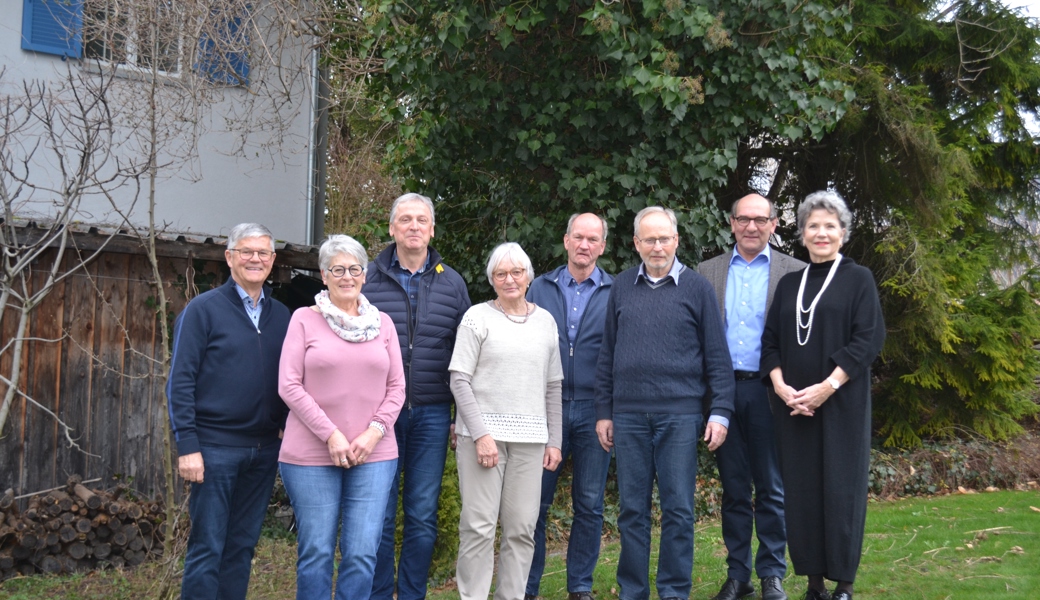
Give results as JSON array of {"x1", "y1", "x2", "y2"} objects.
[{"x1": 0, "y1": 475, "x2": 165, "y2": 581}]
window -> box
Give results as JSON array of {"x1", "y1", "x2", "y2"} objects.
[
  {"x1": 20, "y1": 0, "x2": 249, "y2": 84},
  {"x1": 84, "y1": 1, "x2": 182, "y2": 75}
]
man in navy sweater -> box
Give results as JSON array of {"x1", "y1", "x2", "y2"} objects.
[
  {"x1": 524, "y1": 213, "x2": 613, "y2": 600},
  {"x1": 168, "y1": 223, "x2": 291, "y2": 600},
  {"x1": 595, "y1": 206, "x2": 735, "y2": 600}
]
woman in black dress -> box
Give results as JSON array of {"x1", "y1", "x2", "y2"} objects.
[{"x1": 760, "y1": 191, "x2": 885, "y2": 600}]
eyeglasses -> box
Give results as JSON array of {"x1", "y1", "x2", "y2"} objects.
[
  {"x1": 636, "y1": 235, "x2": 676, "y2": 248},
  {"x1": 733, "y1": 216, "x2": 774, "y2": 227},
  {"x1": 231, "y1": 248, "x2": 274, "y2": 261},
  {"x1": 492, "y1": 268, "x2": 527, "y2": 282},
  {"x1": 327, "y1": 264, "x2": 365, "y2": 278}
]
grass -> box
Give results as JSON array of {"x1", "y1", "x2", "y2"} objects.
[{"x1": 2, "y1": 490, "x2": 1037, "y2": 599}]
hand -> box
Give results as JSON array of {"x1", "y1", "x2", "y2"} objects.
[
  {"x1": 178, "y1": 452, "x2": 205, "y2": 483},
  {"x1": 595, "y1": 419, "x2": 614, "y2": 452},
  {"x1": 704, "y1": 421, "x2": 728, "y2": 452},
  {"x1": 474, "y1": 434, "x2": 498, "y2": 468},
  {"x1": 788, "y1": 382, "x2": 834, "y2": 417},
  {"x1": 327, "y1": 429, "x2": 357, "y2": 468},
  {"x1": 348, "y1": 427, "x2": 383, "y2": 465},
  {"x1": 449, "y1": 424, "x2": 457, "y2": 451},
  {"x1": 543, "y1": 447, "x2": 562, "y2": 471}
]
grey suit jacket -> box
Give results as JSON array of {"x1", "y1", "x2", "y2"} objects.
[{"x1": 696, "y1": 247, "x2": 807, "y2": 324}]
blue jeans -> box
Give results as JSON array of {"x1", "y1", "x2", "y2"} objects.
[
  {"x1": 613, "y1": 412, "x2": 702, "y2": 600},
  {"x1": 180, "y1": 441, "x2": 281, "y2": 600},
  {"x1": 372, "y1": 403, "x2": 451, "y2": 600},
  {"x1": 526, "y1": 400, "x2": 612, "y2": 596},
  {"x1": 280, "y1": 460, "x2": 397, "y2": 600},
  {"x1": 716, "y1": 380, "x2": 786, "y2": 582}
]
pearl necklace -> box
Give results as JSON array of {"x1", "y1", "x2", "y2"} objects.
[
  {"x1": 796, "y1": 254, "x2": 842, "y2": 346},
  {"x1": 494, "y1": 299, "x2": 532, "y2": 324}
]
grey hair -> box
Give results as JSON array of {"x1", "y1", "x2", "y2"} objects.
[
  {"x1": 566, "y1": 213, "x2": 609, "y2": 240},
  {"x1": 227, "y1": 223, "x2": 275, "y2": 251},
  {"x1": 390, "y1": 193, "x2": 436, "y2": 225},
  {"x1": 319, "y1": 234, "x2": 369, "y2": 272},
  {"x1": 633, "y1": 206, "x2": 678, "y2": 235},
  {"x1": 731, "y1": 195, "x2": 778, "y2": 219},
  {"x1": 485, "y1": 242, "x2": 535, "y2": 285},
  {"x1": 796, "y1": 191, "x2": 852, "y2": 243}
]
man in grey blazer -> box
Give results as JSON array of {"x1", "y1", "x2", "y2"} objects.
[{"x1": 697, "y1": 194, "x2": 806, "y2": 600}]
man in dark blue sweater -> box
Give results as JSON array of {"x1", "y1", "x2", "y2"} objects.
[
  {"x1": 168, "y1": 223, "x2": 291, "y2": 600},
  {"x1": 525, "y1": 213, "x2": 613, "y2": 600},
  {"x1": 595, "y1": 207, "x2": 735, "y2": 600}
]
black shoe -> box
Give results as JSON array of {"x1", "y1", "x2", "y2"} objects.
[
  {"x1": 761, "y1": 576, "x2": 787, "y2": 600},
  {"x1": 711, "y1": 578, "x2": 755, "y2": 600},
  {"x1": 830, "y1": 592, "x2": 851, "y2": 600},
  {"x1": 525, "y1": 595, "x2": 538, "y2": 600},
  {"x1": 568, "y1": 593, "x2": 595, "y2": 600},
  {"x1": 803, "y1": 589, "x2": 831, "y2": 600}
]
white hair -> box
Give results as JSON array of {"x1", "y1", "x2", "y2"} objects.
[{"x1": 485, "y1": 242, "x2": 535, "y2": 285}]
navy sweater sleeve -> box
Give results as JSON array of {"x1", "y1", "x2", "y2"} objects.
[{"x1": 167, "y1": 300, "x2": 209, "y2": 456}]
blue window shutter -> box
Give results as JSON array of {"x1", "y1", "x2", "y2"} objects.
[
  {"x1": 21, "y1": 0, "x2": 83, "y2": 58},
  {"x1": 196, "y1": 10, "x2": 249, "y2": 85}
]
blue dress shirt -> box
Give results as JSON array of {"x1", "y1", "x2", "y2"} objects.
[
  {"x1": 555, "y1": 266, "x2": 603, "y2": 346},
  {"x1": 724, "y1": 246, "x2": 771, "y2": 372},
  {"x1": 234, "y1": 281, "x2": 265, "y2": 330}
]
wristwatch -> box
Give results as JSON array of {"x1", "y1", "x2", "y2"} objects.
[{"x1": 826, "y1": 377, "x2": 841, "y2": 390}]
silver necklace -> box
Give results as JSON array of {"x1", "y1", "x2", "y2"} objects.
[
  {"x1": 796, "y1": 254, "x2": 842, "y2": 346},
  {"x1": 494, "y1": 299, "x2": 532, "y2": 324}
]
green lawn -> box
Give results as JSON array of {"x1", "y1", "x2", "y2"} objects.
[
  {"x1": 435, "y1": 490, "x2": 1040, "y2": 600},
  {"x1": 1, "y1": 490, "x2": 1037, "y2": 599}
]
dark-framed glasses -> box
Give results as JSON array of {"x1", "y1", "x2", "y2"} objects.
[
  {"x1": 733, "y1": 216, "x2": 773, "y2": 227},
  {"x1": 327, "y1": 264, "x2": 364, "y2": 278},
  {"x1": 231, "y1": 248, "x2": 274, "y2": 261},
  {"x1": 492, "y1": 268, "x2": 526, "y2": 282}
]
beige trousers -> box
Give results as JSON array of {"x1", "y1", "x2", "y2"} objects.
[{"x1": 456, "y1": 436, "x2": 545, "y2": 600}]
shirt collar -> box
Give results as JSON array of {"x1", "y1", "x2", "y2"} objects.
[
  {"x1": 728, "y1": 244, "x2": 772, "y2": 267},
  {"x1": 560, "y1": 265, "x2": 603, "y2": 287},
  {"x1": 233, "y1": 280, "x2": 265, "y2": 308},
  {"x1": 637, "y1": 257, "x2": 685, "y2": 285},
  {"x1": 391, "y1": 249, "x2": 429, "y2": 274}
]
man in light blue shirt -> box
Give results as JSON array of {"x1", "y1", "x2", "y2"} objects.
[{"x1": 698, "y1": 194, "x2": 805, "y2": 600}]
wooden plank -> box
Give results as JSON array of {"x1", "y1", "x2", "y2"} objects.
[
  {"x1": 23, "y1": 256, "x2": 66, "y2": 495},
  {"x1": 120, "y1": 254, "x2": 159, "y2": 496},
  {"x1": 0, "y1": 294, "x2": 28, "y2": 495},
  {"x1": 89, "y1": 253, "x2": 129, "y2": 487},
  {"x1": 55, "y1": 253, "x2": 98, "y2": 486}
]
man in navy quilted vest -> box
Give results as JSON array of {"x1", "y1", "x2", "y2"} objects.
[{"x1": 368, "y1": 193, "x2": 471, "y2": 600}]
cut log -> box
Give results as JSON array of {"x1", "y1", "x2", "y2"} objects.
[
  {"x1": 75, "y1": 518, "x2": 92, "y2": 534},
  {"x1": 38, "y1": 554, "x2": 61, "y2": 574},
  {"x1": 93, "y1": 542, "x2": 111, "y2": 560},
  {"x1": 58, "y1": 525, "x2": 78, "y2": 544},
  {"x1": 67, "y1": 542, "x2": 88, "y2": 560}
]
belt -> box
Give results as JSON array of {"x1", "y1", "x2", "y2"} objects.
[{"x1": 734, "y1": 370, "x2": 760, "y2": 381}]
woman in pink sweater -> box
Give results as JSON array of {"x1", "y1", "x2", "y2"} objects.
[{"x1": 278, "y1": 234, "x2": 405, "y2": 600}]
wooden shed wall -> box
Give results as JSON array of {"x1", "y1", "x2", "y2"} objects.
[{"x1": 0, "y1": 248, "x2": 225, "y2": 500}]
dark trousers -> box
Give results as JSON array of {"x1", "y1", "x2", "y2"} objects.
[
  {"x1": 526, "y1": 399, "x2": 612, "y2": 596},
  {"x1": 716, "y1": 379, "x2": 787, "y2": 582},
  {"x1": 180, "y1": 441, "x2": 281, "y2": 600}
]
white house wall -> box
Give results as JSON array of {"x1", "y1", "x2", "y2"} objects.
[{"x1": 0, "y1": 0, "x2": 314, "y2": 245}]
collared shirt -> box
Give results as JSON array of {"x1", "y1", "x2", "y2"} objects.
[
  {"x1": 635, "y1": 257, "x2": 729, "y2": 429},
  {"x1": 234, "y1": 281, "x2": 265, "y2": 330},
  {"x1": 390, "y1": 250, "x2": 430, "y2": 330},
  {"x1": 635, "y1": 257, "x2": 685, "y2": 288},
  {"x1": 555, "y1": 266, "x2": 603, "y2": 346},
  {"x1": 725, "y1": 245, "x2": 771, "y2": 371}
]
